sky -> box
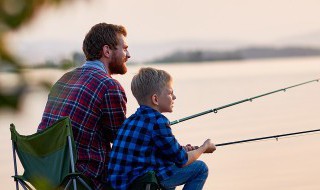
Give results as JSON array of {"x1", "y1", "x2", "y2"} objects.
[{"x1": 7, "y1": 0, "x2": 320, "y2": 64}]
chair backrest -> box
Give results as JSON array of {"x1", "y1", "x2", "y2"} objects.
[{"x1": 10, "y1": 117, "x2": 76, "y2": 189}]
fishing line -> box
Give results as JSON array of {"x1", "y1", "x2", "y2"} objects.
[{"x1": 170, "y1": 78, "x2": 319, "y2": 125}]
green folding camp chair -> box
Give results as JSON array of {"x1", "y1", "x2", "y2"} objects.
[
  {"x1": 105, "y1": 170, "x2": 161, "y2": 190},
  {"x1": 10, "y1": 117, "x2": 93, "y2": 190}
]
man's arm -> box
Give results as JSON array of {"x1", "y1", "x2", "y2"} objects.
[{"x1": 102, "y1": 82, "x2": 127, "y2": 142}]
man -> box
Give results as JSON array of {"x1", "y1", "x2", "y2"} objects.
[{"x1": 38, "y1": 23, "x2": 130, "y2": 189}]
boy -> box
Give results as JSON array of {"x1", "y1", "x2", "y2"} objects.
[{"x1": 108, "y1": 67, "x2": 216, "y2": 190}]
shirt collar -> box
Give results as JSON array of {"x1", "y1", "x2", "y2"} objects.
[
  {"x1": 138, "y1": 105, "x2": 156, "y2": 112},
  {"x1": 137, "y1": 105, "x2": 163, "y2": 116},
  {"x1": 137, "y1": 105, "x2": 170, "y2": 125},
  {"x1": 82, "y1": 60, "x2": 108, "y2": 74}
]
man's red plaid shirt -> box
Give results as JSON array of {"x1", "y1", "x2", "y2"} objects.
[{"x1": 38, "y1": 62, "x2": 127, "y2": 190}]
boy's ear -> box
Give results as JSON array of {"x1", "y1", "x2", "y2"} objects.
[{"x1": 151, "y1": 94, "x2": 159, "y2": 105}]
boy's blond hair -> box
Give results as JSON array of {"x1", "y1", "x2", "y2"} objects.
[{"x1": 131, "y1": 67, "x2": 172, "y2": 105}]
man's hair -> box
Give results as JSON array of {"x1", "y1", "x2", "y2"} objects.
[
  {"x1": 82, "y1": 23, "x2": 127, "y2": 61},
  {"x1": 131, "y1": 67, "x2": 172, "y2": 105}
]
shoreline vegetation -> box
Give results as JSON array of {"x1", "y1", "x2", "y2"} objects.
[
  {"x1": 150, "y1": 46, "x2": 320, "y2": 64},
  {"x1": 32, "y1": 46, "x2": 320, "y2": 69}
]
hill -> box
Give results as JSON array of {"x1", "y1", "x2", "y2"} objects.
[{"x1": 150, "y1": 46, "x2": 320, "y2": 63}]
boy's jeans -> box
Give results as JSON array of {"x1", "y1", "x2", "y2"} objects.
[{"x1": 160, "y1": 160, "x2": 209, "y2": 190}]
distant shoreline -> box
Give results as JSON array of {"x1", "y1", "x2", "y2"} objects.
[
  {"x1": 149, "y1": 46, "x2": 320, "y2": 64},
  {"x1": 3, "y1": 46, "x2": 320, "y2": 71}
]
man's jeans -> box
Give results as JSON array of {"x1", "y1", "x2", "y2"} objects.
[{"x1": 160, "y1": 160, "x2": 209, "y2": 190}]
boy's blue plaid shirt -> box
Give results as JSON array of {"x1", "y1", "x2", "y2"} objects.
[{"x1": 108, "y1": 105, "x2": 188, "y2": 190}]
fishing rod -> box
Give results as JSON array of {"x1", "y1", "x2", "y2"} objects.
[
  {"x1": 215, "y1": 128, "x2": 320, "y2": 147},
  {"x1": 192, "y1": 128, "x2": 320, "y2": 150},
  {"x1": 170, "y1": 78, "x2": 319, "y2": 125}
]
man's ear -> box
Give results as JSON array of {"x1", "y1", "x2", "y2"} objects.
[
  {"x1": 102, "y1": 45, "x2": 111, "y2": 58},
  {"x1": 151, "y1": 94, "x2": 158, "y2": 105}
]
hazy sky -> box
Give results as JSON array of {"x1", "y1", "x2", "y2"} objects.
[{"x1": 7, "y1": 0, "x2": 320, "y2": 63}]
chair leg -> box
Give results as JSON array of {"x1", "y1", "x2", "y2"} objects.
[
  {"x1": 64, "y1": 180, "x2": 72, "y2": 190},
  {"x1": 76, "y1": 176, "x2": 93, "y2": 190},
  {"x1": 17, "y1": 180, "x2": 29, "y2": 190},
  {"x1": 63, "y1": 177, "x2": 93, "y2": 190},
  {"x1": 15, "y1": 179, "x2": 19, "y2": 190},
  {"x1": 21, "y1": 180, "x2": 33, "y2": 190},
  {"x1": 72, "y1": 178, "x2": 77, "y2": 190},
  {"x1": 12, "y1": 142, "x2": 31, "y2": 190},
  {"x1": 67, "y1": 136, "x2": 78, "y2": 190},
  {"x1": 12, "y1": 142, "x2": 19, "y2": 190}
]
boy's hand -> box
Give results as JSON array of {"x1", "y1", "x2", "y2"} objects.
[
  {"x1": 202, "y1": 139, "x2": 216, "y2": 153},
  {"x1": 183, "y1": 144, "x2": 197, "y2": 151}
]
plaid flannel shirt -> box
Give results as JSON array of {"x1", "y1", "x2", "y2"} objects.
[
  {"x1": 38, "y1": 61, "x2": 127, "y2": 190},
  {"x1": 108, "y1": 105, "x2": 188, "y2": 190}
]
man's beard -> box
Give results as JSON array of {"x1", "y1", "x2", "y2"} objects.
[{"x1": 109, "y1": 55, "x2": 127, "y2": 75}]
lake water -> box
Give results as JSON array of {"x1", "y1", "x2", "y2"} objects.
[{"x1": 1, "y1": 57, "x2": 320, "y2": 189}]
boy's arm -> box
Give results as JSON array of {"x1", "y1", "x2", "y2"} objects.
[
  {"x1": 152, "y1": 120, "x2": 189, "y2": 166},
  {"x1": 183, "y1": 139, "x2": 216, "y2": 167}
]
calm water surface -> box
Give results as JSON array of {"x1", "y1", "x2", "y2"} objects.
[{"x1": 1, "y1": 57, "x2": 320, "y2": 189}]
